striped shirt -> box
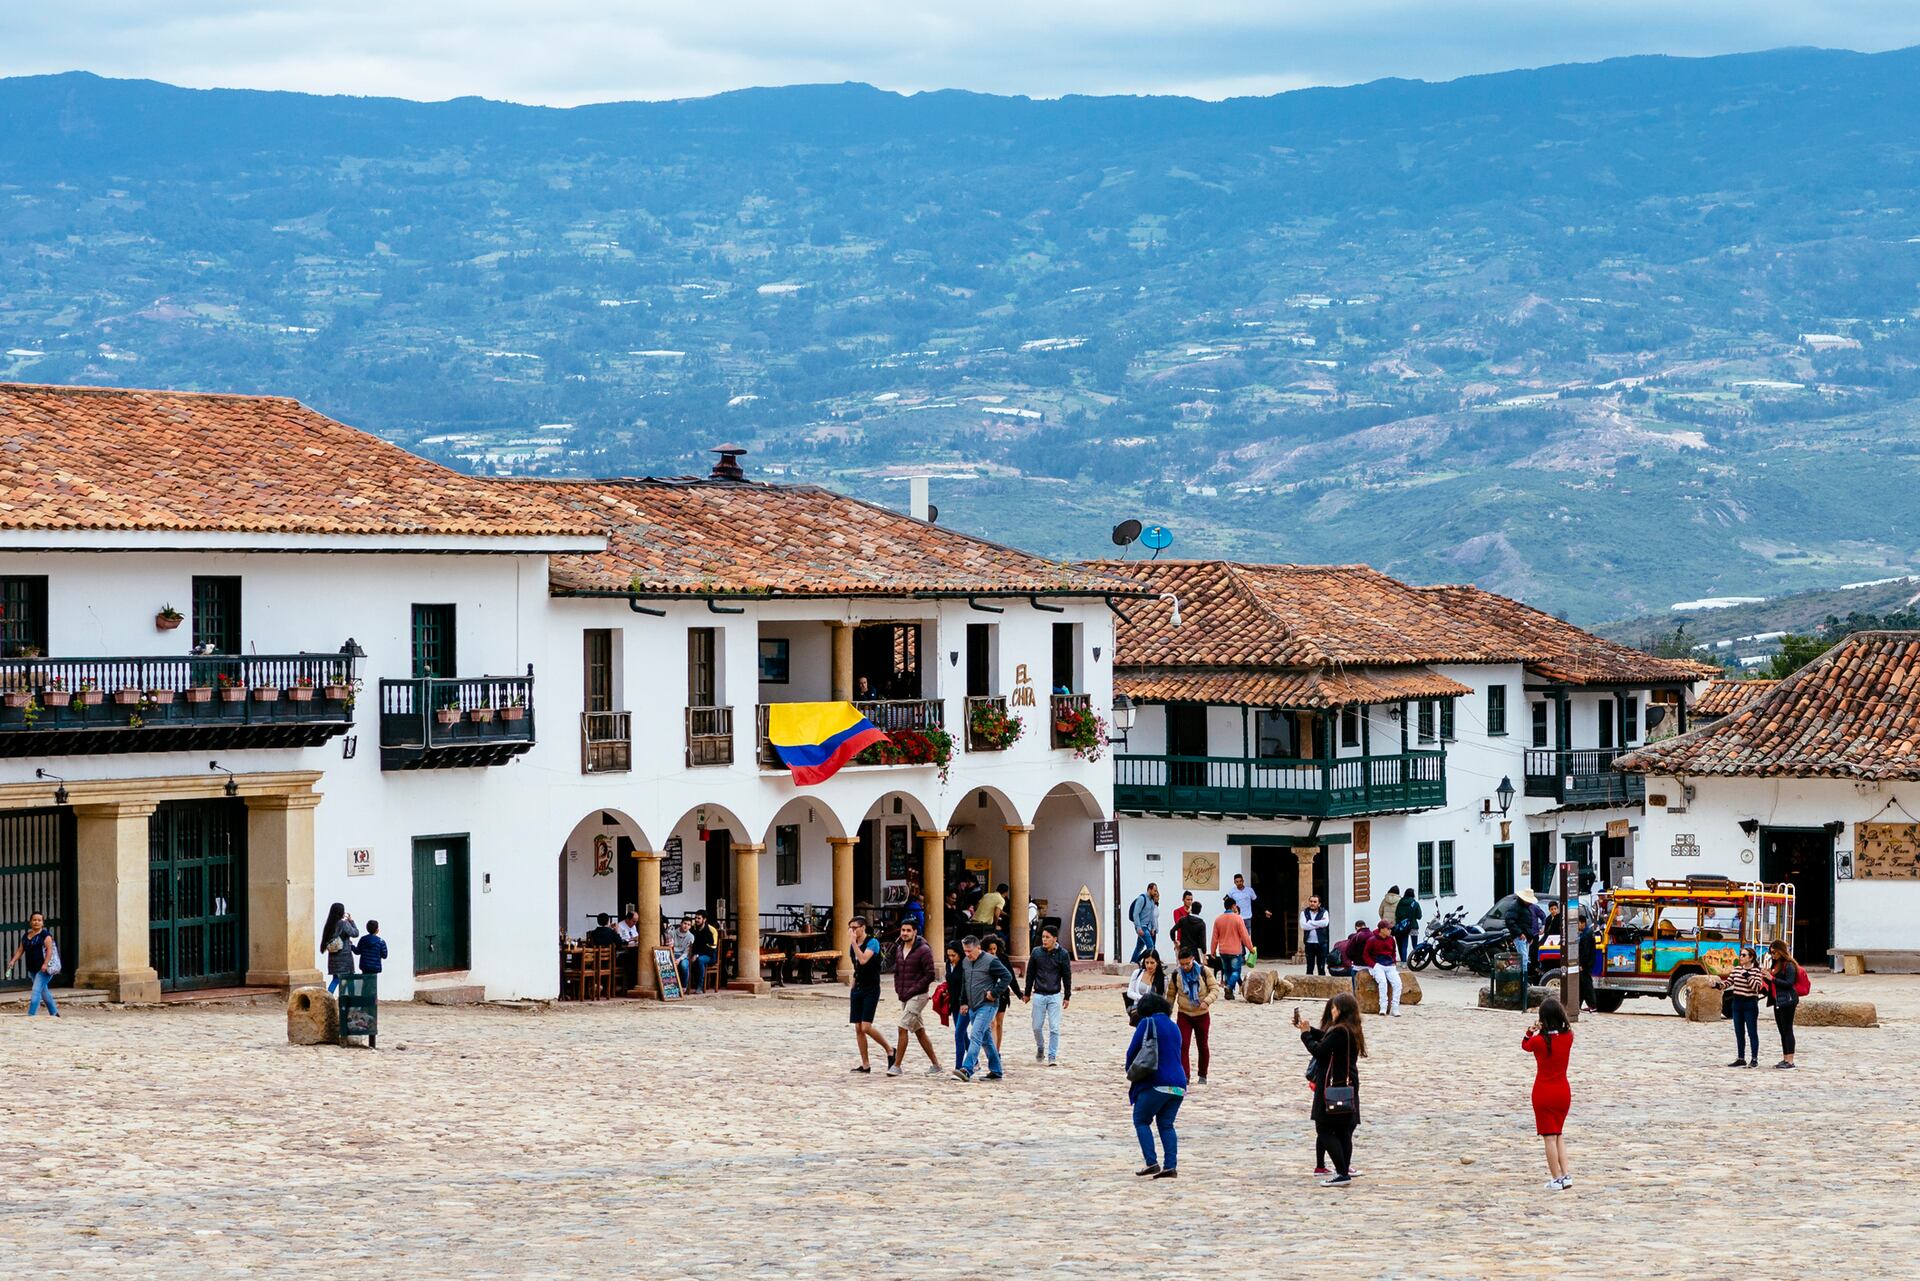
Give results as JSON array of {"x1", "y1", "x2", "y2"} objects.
[{"x1": 1719, "y1": 964, "x2": 1768, "y2": 998}]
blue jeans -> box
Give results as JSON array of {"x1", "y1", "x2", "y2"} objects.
[
  {"x1": 1131, "y1": 929, "x2": 1157, "y2": 964},
  {"x1": 28, "y1": 971, "x2": 58, "y2": 1016},
  {"x1": 954, "y1": 1008, "x2": 972, "y2": 1063},
  {"x1": 960, "y1": 1003, "x2": 1002, "y2": 1076},
  {"x1": 1132, "y1": 1089, "x2": 1182, "y2": 1169},
  {"x1": 688, "y1": 955, "x2": 709, "y2": 993},
  {"x1": 1031, "y1": 991, "x2": 1063, "y2": 1059},
  {"x1": 1730, "y1": 995, "x2": 1760, "y2": 1061},
  {"x1": 1221, "y1": 954, "x2": 1245, "y2": 995}
]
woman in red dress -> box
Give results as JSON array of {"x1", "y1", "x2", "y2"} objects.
[{"x1": 1523, "y1": 996, "x2": 1574, "y2": 1190}]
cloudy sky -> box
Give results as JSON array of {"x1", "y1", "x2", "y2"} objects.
[{"x1": 4, "y1": 1, "x2": 1918, "y2": 104}]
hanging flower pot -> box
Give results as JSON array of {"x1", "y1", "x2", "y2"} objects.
[
  {"x1": 322, "y1": 684, "x2": 350, "y2": 701},
  {"x1": 145, "y1": 689, "x2": 175, "y2": 705},
  {"x1": 113, "y1": 688, "x2": 144, "y2": 706},
  {"x1": 3, "y1": 690, "x2": 30, "y2": 709},
  {"x1": 219, "y1": 687, "x2": 247, "y2": 703},
  {"x1": 73, "y1": 688, "x2": 103, "y2": 707},
  {"x1": 41, "y1": 690, "x2": 71, "y2": 708},
  {"x1": 287, "y1": 685, "x2": 315, "y2": 702},
  {"x1": 184, "y1": 686, "x2": 214, "y2": 704},
  {"x1": 155, "y1": 608, "x2": 183, "y2": 631},
  {"x1": 435, "y1": 706, "x2": 462, "y2": 726},
  {"x1": 251, "y1": 686, "x2": 280, "y2": 703},
  {"x1": 468, "y1": 706, "x2": 495, "y2": 724}
]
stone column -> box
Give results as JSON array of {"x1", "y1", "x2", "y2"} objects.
[
  {"x1": 829, "y1": 836, "x2": 857, "y2": 983},
  {"x1": 72, "y1": 801, "x2": 162, "y2": 1002},
  {"x1": 622, "y1": 849, "x2": 663, "y2": 996},
  {"x1": 1292, "y1": 844, "x2": 1318, "y2": 960},
  {"x1": 831, "y1": 623, "x2": 855, "y2": 702},
  {"x1": 1006, "y1": 824, "x2": 1034, "y2": 963},
  {"x1": 729, "y1": 841, "x2": 769, "y2": 993},
  {"x1": 243, "y1": 792, "x2": 327, "y2": 990},
  {"x1": 919, "y1": 828, "x2": 948, "y2": 952}
]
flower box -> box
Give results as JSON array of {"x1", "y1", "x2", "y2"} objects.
[
  {"x1": 41, "y1": 691, "x2": 72, "y2": 708},
  {"x1": 287, "y1": 687, "x2": 315, "y2": 702},
  {"x1": 114, "y1": 688, "x2": 145, "y2": 706},
  {"x1": 184, "y1": 686, "x2": 214, "y2": 703},
  {"x1": 3, "y1": 690, "x2": 30, "y2": 708},
  {"x1": 73, "y1": 690, "x2": 103, "y2": 707},
  {"x1": 435, "y1": 708, "x2": 462, "y2": 726},
  {"x1": 468, "y1": 707, "x2": 495, "y2": 724},
  {"x1": 499, "y1": 705, "x2": 526, "y2": 722},
  {"x1": 322, "y1": 684, "x2": 350, "y2": 701},
  {"x1": 146, "y1": 689, "x2": 176, "y2": 705},
  {"x1": 219, "y1": 687, "x2": 247, "y2": 703},
  {"x1": 251, "y1": 686, "x2": 280, "y2": 703}
]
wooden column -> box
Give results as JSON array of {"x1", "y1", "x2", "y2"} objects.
[
  {"x1": 1292, "y1": 844, "x2": 1318, "y2": 961},
  {"x1": 1006, "y1": 824, "x2": 1034, "y2": 962},
  {"x1": 71, "y1": 801, "x2": 163, "y2": 1002},
  {"x1": 242, "y1": 792, "x2": 327, "y2": 990},
  {"x1": 919, "y1": 828, "x2": 948, "y2": 952},
  {"x1": 628, "y1": 850, "x2": 662, "y2": 996},
  {"x1": 829, "y1": 836, "x2": 857, "y2": 982},
  {"x1": 729, "y1": 841, "x2": 769, "y2": 993},
  {"x1": 831, "y1": 623, "x2": 855, "y2": 702}
]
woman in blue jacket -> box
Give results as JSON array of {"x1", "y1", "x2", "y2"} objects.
[{"x1": 1125, "y1": 992, "x2": 1187, "y2": 1179}]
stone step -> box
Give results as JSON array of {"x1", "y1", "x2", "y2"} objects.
[
  {"x1": 413, "y1": 984, "x2": 487, "y2": 1006},
  {"x1": 0, "y1": 986, "x2": 109, "y2": 1007}
]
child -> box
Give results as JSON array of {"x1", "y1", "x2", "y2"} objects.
[
  {"x1": 355, "y1": 919, "x2": 389, "y2": 986},
  {"x1": 1523, "y1": 996, "x2": 1574, "y2": 1190}
]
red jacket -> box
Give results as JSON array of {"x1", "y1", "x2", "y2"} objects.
[{"x1": 1362, "y1": 934, "x2": 1399, "y2": 966}]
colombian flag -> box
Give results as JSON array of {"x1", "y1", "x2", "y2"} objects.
[{"x1": 767, "y1": 702, "x2": 888, "y2": 785}]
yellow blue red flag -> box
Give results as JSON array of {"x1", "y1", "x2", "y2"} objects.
[{"x1": 767, "y1": 701, "x2": 888, "y2": 785}]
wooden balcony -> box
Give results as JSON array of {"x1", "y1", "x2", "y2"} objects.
[
  {"x1": 581, "y1": 710, "x2": 632, "y2": 774},
  {"x1": 755, "y1": 698, "x2": 946, "y2": 769},
  {"x1": 379, "y1": 670, "x2": 535, "y2": 770},
  {"x1": 0, "y1": 652, "x2": 358, "y2": 758},
  {"x1": 685, "y1": 705, "x2": 734, "y2": 767},
  {"x1": 1523, "y1": 748, "x2": 1644, "y2": 807},
  {"x1": 1114, "y1": 750, "x2": 1447, "y2": 818},
  {"x1": 1050, "y1": 692, "x2": 1092, "y2": 749},
  {"x1": 965, "y1": 695, "x2": 1013, "y2": 751}
]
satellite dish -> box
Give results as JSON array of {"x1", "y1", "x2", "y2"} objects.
[
  {"x1": 927, "y1": 504, "x2": 939, "y2": 524},
  {"x1": 1141, "y1": 525, "x2": 1173, "y2": 555},
  {"x1": 1111, "y1": 519, "x2": 1142, "y2": 548}
]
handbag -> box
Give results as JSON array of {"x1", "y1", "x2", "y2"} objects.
[
  {"x1": 1322, "y1": 1036, "x2": 1358, "y2": 1117},
  {"x1": 43, "y1": 937, "x2": 62, "y2": 977},
  {"x1": 1127, "y1": 1025, "x2": 1161, "y2": 1083}
]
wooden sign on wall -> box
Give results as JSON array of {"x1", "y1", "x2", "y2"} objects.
[
  {"x1": 1182, "y1": 851, "x2": 1220, "y2": 890},
  {"x1": 1351, "y1": 820, "x2": 1371, "y2": 900},
  {"x1": 1854, "y1": 823, "x2": 1920, "y2": 880}
]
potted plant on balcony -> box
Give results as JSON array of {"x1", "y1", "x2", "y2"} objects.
[
  {"x1": 968, "y1": 702, "x2": 1024, "y2": 751},
  {"x1": 3, "y1": 685, "x2": 30, "y2": 709},
  {"x1": 855, "y1": 727, "x2": 956, "y2": 784},
  {"x1": 184, "y1": 678, "x2": 215, "y2": 703},
  {"x1": 217, "y1": 673, "x2": 247, "y2": 703},
  {"x1": 155, "y1": 604, "x2": 184, "y2": 632},
  {"x1": 145, "y1": 686, "x2": 176, "y2": 706},
  {"x1": 468, "y1": 700, "x2": 495, "y2": 724},
  {"x1": 73, "y1": 679, "x2": 103, "y2": 707},
  {"x1": 287, "y1": 676, "x2": 316, "y2": 702},
  {"x1": 435, "y1": 695, "x2": 462, "y2": 726},
  {"x1": 113, "y1": 685, "x2": 144, "y2": 706},
  {"x1": 251, "y1": 681, "x2": 280, "y2": 703},
  {"x1": 1054, "y1": 706, "x2": 1109, "y2": 763},
  {"x1": 322, "y1": 673, "x2": 351, "y2": 701},
  {"x1": 499, "y1": 690, "x2": 527, "y2": 722},
  {"x1": 40, "y1": 677, "x2": 71, "y2": 709}
]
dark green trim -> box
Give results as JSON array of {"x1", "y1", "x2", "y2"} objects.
[{"x1": 1227, "y1": 833, "x2": 1352, "y2": 847}]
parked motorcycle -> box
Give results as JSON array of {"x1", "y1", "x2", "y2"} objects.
[
  {"x1": 1408, "y1": 906, "x2": 1468, "y2": 970},
  {"x1": 1429, "y1": 913, "x2": 1513, "y2": 977}
]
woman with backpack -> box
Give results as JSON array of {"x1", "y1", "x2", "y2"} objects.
[
  {"x1": 7, "y1": 910, "x2": 61, "y2": 1017},
  {"x1": 1709, "y1": 946, "x2": 1769, "y2": 1068},
  {"x1": 1767, "y1": 939, "x2": 1806, "y2": 1069},
  {"x1": 1294, "y1": 991, "x2": 1365, "y2": 1186},
  {"x1": 1124, "y1": 992, "x2": 1185, "y2": 1178},
  {"x1": 320, "y1": 901, "x2": 360, "y2": 994}
]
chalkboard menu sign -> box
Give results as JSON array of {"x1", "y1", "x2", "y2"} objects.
[
  {"x1": 653, "y1": 948, "x2": 683, "y2": 1001},
  {"x1": 1070, "y1": 885, "x2": 1099, "y2": 961},
  {"x1": 660, "y1": 836, "x2": 684, "y2": 896}
]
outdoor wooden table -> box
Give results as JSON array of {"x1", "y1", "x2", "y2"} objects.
[{"x1": 762, "y1": 930, "x2": 832, "y2": 984}]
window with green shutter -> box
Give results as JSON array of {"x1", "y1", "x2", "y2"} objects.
[
  {"x1": 1439, "y1": 697, "x2": 1456, "y2": 743},
  {"x1": 0, "y1": 576, "x2": 48, "y2": 656},
  {"x1": 1417, "y1": 841, "x2": 1435, "y2": 898},
  {"x1": 191, "y1": 576, "x2": 241, "y2": 654},
  {"x1": 411, "y1": 604, "x2": 457, "y2": 679},
  {"x1": 1439, "y1": 840, "x2": 1456, "y2": 896},
  {"x1": 1417, "y1": 700, "x2": 1435, "y2": 743},
  {"x1": 1486, "y1": 684, "x2": 1507, "y2": 736}
]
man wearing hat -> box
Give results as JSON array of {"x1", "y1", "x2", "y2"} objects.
[{"x1": 1504, "y1": 888, "x2": 1540, "y2": 977}]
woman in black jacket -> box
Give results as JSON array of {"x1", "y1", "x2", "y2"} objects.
[
  {"x1": 1767, "y1": 939, "x2": 1801, "y2": 1069},
  {"x1": 1293, "y1": 991, "x2": 1365, "y2": 1186}
]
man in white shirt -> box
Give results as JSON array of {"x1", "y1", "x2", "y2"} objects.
[
  {"x1": 1299, "y1": 895, "x2": 1331, "y2": 975},
  {"x1": 1226, "y1": 873, "x2": 1263, "y2": 929},
  {"x1": 614, "y1": 910, "x2": 640, "y2": 945}
]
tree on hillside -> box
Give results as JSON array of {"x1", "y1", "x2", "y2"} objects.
[
  {"x1": 1767, "y1": 634, "x2": 1836, "y2": 679},
  {"x1": 1639, "y1": 623, "x2": 1702, "y2": 660}
]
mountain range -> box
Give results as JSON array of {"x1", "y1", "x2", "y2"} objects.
[{"x1": 5, "y1": 50, "x2": 1920, "y2": 622}]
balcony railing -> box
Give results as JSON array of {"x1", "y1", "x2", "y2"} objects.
[
  {"x1": 755, "y1": 698, "x2": 947, "y2": 769},
  {"x1": 0, "y1": 652, "x2": 358, "y2": 757},
  {"x1": 1114, "y1": 751, "x2": 1447, "y2": 817},
  {"x1": 1050, "y1": 693, "x2": 1092, "y2": 749},
  {"x1": 686, "y1": 705, "x2": 734, "y2": 767},
  {"x1": 1523, "y1": 748, "x2": 1644, "y2": 807},
  {"x1": 582, "y1": 710, "x2": 632, "y2": 774},
  {"x1": 379, "y1": 669, "x2": 535, "y2": 770},
  {"x1": 965, "y1": 695, "x2": 1014, "y2": 751}
]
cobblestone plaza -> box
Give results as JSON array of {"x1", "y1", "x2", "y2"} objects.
[{"x1": 11, "y1": 970, "x2": 1915, "y2": 1279}]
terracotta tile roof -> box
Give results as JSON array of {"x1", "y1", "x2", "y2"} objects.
[
  {"x1": 1118, "y1": 665, "x2": 1471, "y2": 709},
  {"x1": 1694, "y1": 677, "x2": 1779, "y2": 719},
  {"x1": 0, "y1": 382, "x2": 595, "y2": 538},
  {"x1": 1094, "y1": 560, "x2": 1703, "y2": 686},
  {"x1": 534, "y1": 478, "x2": 1143, "y2": 598},
  {"x1": 1618, "y1": 632, "x2": 1920, "y2": 780}
]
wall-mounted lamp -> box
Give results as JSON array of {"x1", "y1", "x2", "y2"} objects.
[
  {"x1": 35, "y1": 768, "x2": 68, "y2": 806},
  {"x1": 949, "y1": 650, "x2": 960, "y2": 667},
  {"x1": 1388, "y1": 705, "x2": 1403, "y2": 721},
  {"x1": 1738, "y1": 818, "x2": 1761, "y2": 837},
  {"x1": 1496, "y1": 775, "x2": 1515, "y2": 817},
  {"x1": 1159, "y1": 593, "x2": 1182, "y2": 627},
  {"x1": 209, "y1": 760, "x2": 239, "y2": 797},
  {"x1": 1092, "y1": 646, "x2": 1103, "y2": 662}
]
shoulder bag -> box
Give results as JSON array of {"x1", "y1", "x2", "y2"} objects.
[
  {"x1": 1127, "y1": 1024, "x2": 1162, "y2": 1083},
  {"x1": 1322, "y1": 1034, "x2": 1358, "y2": 1117}
]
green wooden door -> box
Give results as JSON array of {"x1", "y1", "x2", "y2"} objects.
[
  {"x1": 148, "y1": 800, "x2": 247, "y2": 991},
  {"x1": 191, "y1": 576, "x2": 242, "y2": 654},
  {"x1": 412, "y1": 835, "x2": 470, "y2": 973},
  {"x1": 0, "y1": 808, "x2": 74, "y2": 990},
  {"x1": 411, "y1": 604, "x2": 457, "y2": 679}
]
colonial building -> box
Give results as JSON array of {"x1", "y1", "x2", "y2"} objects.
[
  {"x1": 1691, "y1": 676, "x2": 1777, "y2": 725},
  {"x1": 1620, "y1": 631, "x2": 1920, "y2": 970},
  {"x1": 1096, "y1": 560, "x2": 1703, "y2": 958},
  {"x1": 0, "y1": 383, "x2": 1128, "y2": 1002}
]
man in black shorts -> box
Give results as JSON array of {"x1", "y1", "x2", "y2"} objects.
[{"x1": 847, "y1": 916, "x2": 894, "y2": 1073}]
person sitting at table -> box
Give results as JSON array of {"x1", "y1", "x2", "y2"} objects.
[
  {"x1": 615, "y1": 909, "x2": 641, "y2": 945},
  {"x1": 668, "y1": 915, "x2": 694, "y2": 988},
  {"x1": 586, "y1": 913, "x2": 623, "y2": 947},
  {"x1": 687, "y1": 910, "x2": 719, "y2": 993}
]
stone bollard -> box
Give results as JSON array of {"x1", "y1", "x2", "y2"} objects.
[
  {"x1": 287, "y1": 987, "x2": 340, "y2": 1045},
  {"x1": 1683, "y1": 976, "x2": 1724, "y2": 1023},
  {"x1": 1352, "y1": 968, "x2": 1423, "y2": 1012},
  {"x1": 1287, "y1": 975, "x2": 1353, "y2": 1001},
  {"x1": 1243, "y1": 971, "x2": 1273, "y2": 1004},
  {"x1": 1795, "y1": 1000, "x2": 1879, "y2": 1028},
  {"x1": 1478, "y1": 984, "x2": 1551, "y2": 1010},
  {"x1": 1270, "y1": 975, "x2": 1294, "y2": 1002}
]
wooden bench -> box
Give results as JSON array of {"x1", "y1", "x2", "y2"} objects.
[
  {"x1": 1829, "y1": 948, "x2": 1920, "y2": 976},
  {"x1": 758, "y1": 948, "x2": 788, "y2": 986},
  {"x1": 792, "y1": 949, "x2": 839, "y2": 984}
]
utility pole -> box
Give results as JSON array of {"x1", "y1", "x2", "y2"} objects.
[{"x1": 1559, "y1": 859, "x2": 1580, "y2": 1022}]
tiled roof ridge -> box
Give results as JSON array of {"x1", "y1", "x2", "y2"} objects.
[{"x1": 0, "y1": 380, "x2": 302, "y2": 405}]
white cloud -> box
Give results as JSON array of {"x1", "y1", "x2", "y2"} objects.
[{"x1": 2, "y1": 1, "x2": 1918, "y2": 104}]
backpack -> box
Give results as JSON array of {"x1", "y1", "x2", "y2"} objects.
[
  {"x1": 1130, "y1": 893, "x2": 1150, "y2": 927},
  {"x1": 1792, "y1": 962, "x2": 1811, "y2": 998},
  {"x1": 42, "y1": 935, "x2": 61, "y2": 977}
]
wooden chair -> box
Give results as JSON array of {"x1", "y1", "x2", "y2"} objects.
[
  {"x1": 585, "y1": 945, "x2": 616, "y2": 1000},
  {"x1": 700, "y1": 933, "x2": 725, "y2": 993}
]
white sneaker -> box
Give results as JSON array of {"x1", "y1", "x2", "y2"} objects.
[
  {"x1": 925, "y1": 1064, "x2": 945, "y2": 1077},
  {"x1": 885, "y1": 1064, "x2": 902, "y2": 1077},
  {"x1": 1544, "y1": 1179, "x2": 1563, "y2": 1190}
]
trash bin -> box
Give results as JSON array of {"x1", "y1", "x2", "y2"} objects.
[
  {"x1": 1490, "y1": 949, "x2": 1528, "y2": 1010},
  {"x1": 337, "y1": 973, "x2": 378, "y2": 1048}
]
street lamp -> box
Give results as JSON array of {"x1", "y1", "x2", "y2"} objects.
[
  {"x1": 1111, "y1": 692, "x2": 1136, "y2": 735},
  {"x1": 1496, "y1": 775, "x2": 1515, "y2": 816}
]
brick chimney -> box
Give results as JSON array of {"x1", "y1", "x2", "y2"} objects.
[{"x1": 708, "y1": 444, "x2": 748, "y2": 482}]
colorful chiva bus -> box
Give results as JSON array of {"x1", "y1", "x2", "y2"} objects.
[{"x1": 1593, "y1": 877, "x2": 1795, "y2": 1015}]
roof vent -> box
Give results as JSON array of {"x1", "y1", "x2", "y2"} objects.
[{"x1": 708, "y1": 444, "x2": 748, "y2": 482}]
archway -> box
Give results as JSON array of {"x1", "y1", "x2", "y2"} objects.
[
  {"x1": 941, "y1": 785, "x2": 1026, "y2": 955},
  {"x1": 557, "y1": 808, "x2": 652, "y2": 940},
  {"x1": 1030, "y1": 781, "x2": 1112, "y2": 961}
]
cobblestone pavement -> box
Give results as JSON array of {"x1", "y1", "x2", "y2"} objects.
[{"x1": 9, "y1": 969, "x2": 1918, "y2": 1279}]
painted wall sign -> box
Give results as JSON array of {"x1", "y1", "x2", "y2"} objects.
[
  {"x1": 347, "y1": 847, "x2": 374, "y2": 877},
  {"x1": 1671, "y1": 834, "x2": 1700, "y2": 858},
  {"x1": 1606, "y1": 819, "x2": 1631, "y2": 839},
  {"x1": 1854, "y1": 823, "x2": 1920, "y2": 880},
  {"x1": 1010, "y1": 662, "x2": 1038, "y2": 708},
  {"x1": 661, "y1": 835, "x2": 684, "y2": 897},
  {"x1": 1352, "y1": 820, "x2": 1371, "y2": 855},
  {"x1": 592, "y1": 832, "x2": 614, "y2": 877},
  {"x1": 1182, "y1": 851, "x2": 1219, "y2": 890}
]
